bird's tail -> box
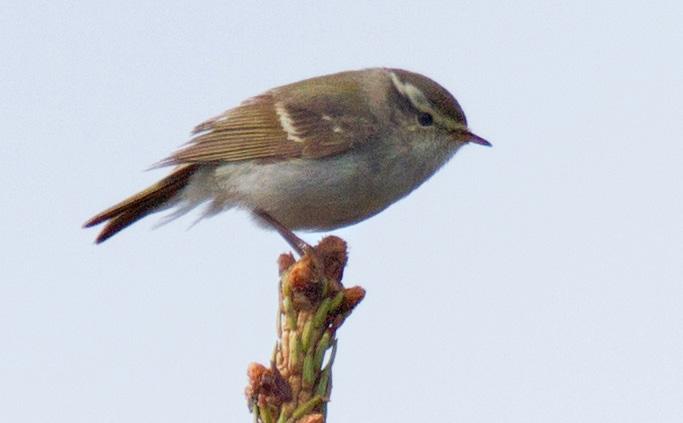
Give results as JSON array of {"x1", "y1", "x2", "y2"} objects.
[{"x1": 83, "y1": 164, "x2": 199, "y2": 243}]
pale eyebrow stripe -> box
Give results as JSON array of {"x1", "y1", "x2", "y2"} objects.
[{"x1": 389, "y1": 72, "x2": 432, "y2": 111}]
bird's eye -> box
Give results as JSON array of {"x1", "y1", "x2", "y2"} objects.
[{"x1": 417, "y1": 112, "x2": 433, "y2": 127}]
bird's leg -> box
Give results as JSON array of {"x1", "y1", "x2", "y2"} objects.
[{"x1": 254, "y1": 210, "x2": 312, "y2": 256}]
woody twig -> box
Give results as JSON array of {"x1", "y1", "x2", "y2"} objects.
[{"x1": 245, "y1": 236, "x2": 365, "y2": 423}]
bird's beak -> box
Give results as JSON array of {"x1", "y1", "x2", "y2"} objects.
[{"x1": 466, "y1": 131, "x2": 492, "y2": 147}]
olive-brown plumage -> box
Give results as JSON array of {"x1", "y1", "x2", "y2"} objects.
[{"x1": 84, "y1": 68, "x2": 490, "y2": 248}]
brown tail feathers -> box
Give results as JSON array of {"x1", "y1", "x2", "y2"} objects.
[{"x1": 83, "y1": 165, "x2": 198, "y2": 243}]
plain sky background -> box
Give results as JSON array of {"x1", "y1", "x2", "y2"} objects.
[{"x1": 2, "y1": 1, "x2": 682, "y2": 422}]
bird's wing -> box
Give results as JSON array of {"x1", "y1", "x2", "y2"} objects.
[{"x1": 159, "y1": 81, "x2": 378, "y2": 166}]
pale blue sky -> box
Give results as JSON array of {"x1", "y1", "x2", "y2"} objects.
[{"x1": 2, "y1": 1, "x2": 682, "y2": 422}]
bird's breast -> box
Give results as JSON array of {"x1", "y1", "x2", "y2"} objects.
[{"x1": 210, "y1": 137, "x2": 458, "y2": 230}]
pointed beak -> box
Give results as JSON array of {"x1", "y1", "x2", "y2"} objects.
[{"x1": 466, "y1": 131, "x2": 492, "y2": 147}]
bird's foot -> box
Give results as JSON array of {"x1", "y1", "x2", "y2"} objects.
[{"x1": 254, "y1": 209, "x2": 312, "y2": 256}]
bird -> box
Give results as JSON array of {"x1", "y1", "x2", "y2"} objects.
[{"x1": 84, "y1": 68, "x2": 490, "y2": 253}]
